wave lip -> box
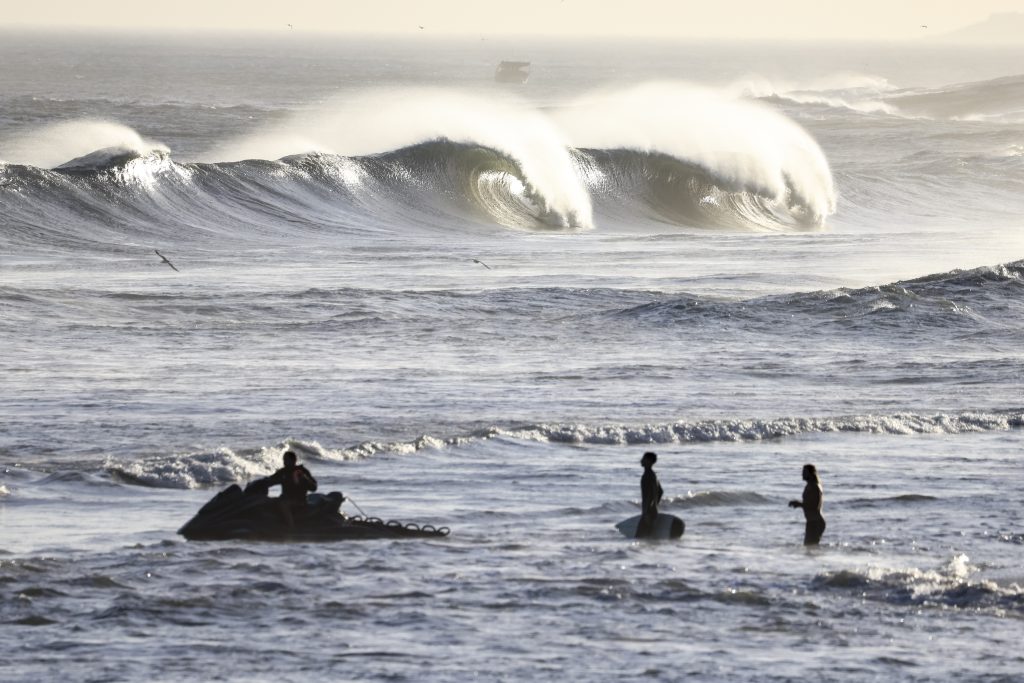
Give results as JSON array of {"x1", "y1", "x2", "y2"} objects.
[
  {"x1": 355, "y1": 139, "x2": 586, "y2": 231},
  {"x1": 208, "y1": 87, "x2": 595, "y2": 230},
  {"x1": 555, "y1": 82, "x2": 836, "y2": 230},
  {"x1": 55, "y1": 146, "x2": 162, "y2": 172},
  {"x1": 0, "y1": 119, "x2": 169, "y2": 169}
]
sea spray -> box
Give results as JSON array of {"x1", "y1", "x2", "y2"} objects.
[
  {"x1": 0, "y1": 119, "x2": 168, "y2": 169},
  {"x1": 552, "y1": 82, "x2": 837, "y2": 225},
  {"x1": 207, "y1": 87, "x2": 594, "y2": 229}
]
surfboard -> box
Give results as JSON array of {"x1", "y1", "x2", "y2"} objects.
[{"x1": 616, "y1": 513, "x2": 685, "y2": 540}]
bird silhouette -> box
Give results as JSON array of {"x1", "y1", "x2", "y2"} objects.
[
  {"x1": 471, "y1": 259, "x2": 492, "y2": 270},
  {"x1": 154, "y1": 249, "x2": 180, "y2": 272}
]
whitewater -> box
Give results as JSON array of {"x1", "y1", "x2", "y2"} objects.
[{"x1": 1, "y1": 34, "x2": 1023, "y2": 682}]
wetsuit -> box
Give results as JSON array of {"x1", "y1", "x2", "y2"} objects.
[
  {"x1": 636, "y1": 466, "x2": 664, "y2": 538},
  {"x1": 798, "y1": 481, "x2": 825, "y2": 545},
  {"x1": 264, "y1": 463, "x2": 318, "y2": 504}
]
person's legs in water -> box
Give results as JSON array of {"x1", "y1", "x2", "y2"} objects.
[
  {"x1": 804, "y1": 518, "x2": 826, "y2": 545},
  {"x1": 636, "y1": 510, "x2": 656, "y2": 538}
]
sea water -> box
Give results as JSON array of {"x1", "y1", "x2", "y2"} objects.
[{"x1": 1, "y1": 33, "x2": 1023, "y2": 681}]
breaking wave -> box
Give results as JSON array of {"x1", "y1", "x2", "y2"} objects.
[
  {"x1": 885, "y1": 74, "x2": 1024, "y2": 122},
  {"x1": 0, "y1": 83, "x2": 839, "y2": 245},
  {"x1": 0, "y1": 119, "x2": 168, "y2": 169},
  {"x1": 554, "y1": 82, "x2": 836, "y2": 228},
  {"x1": 813, "y1": 554, "x2": 1024, "y2": 613},
  {"x1": 103, "y1": 439, "x2": 353, "y2": 489},
  {"x1": 738, "y1": 72, "x2": 1024, "y2": 124},
  {"x1": 496, "y1": 410, "x2": 1024, "y2": 447},
  {"x1": 95, "y1": 409, "x2": 1023, "y2": 489},
  {"x1": 738, "y1": 73, "x2": 900, "y2": 116}
]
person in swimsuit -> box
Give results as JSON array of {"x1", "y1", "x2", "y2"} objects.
[{"x1": 789, "y1": 463, "x2": 825, "y2": 545}]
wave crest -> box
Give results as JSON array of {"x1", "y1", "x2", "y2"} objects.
[
  {"x1": 0, "y1": 119, "x2": 168, "y2": 169},
  {"x1": 208, "y1": 88, "x2": 594, "y2": 229},
  {"x1": 361, "y1": 139, "x2": 586, "y2": 230},
  {"x1": 577, "y1": 148, "x2": 822, "y2": 230},
  {"x1": 101, "y1": 410, "x2": 1024, "y2": 490},
  {"x1": 103, "y1": 439, "x2": 351, "y2": 489},
  {"x1": 554, "y1": 82, "x2": 836, "y2": 228}
]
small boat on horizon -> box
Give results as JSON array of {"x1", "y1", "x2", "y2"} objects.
[{"x1": 495, "y1": 60, "x2": 530, "y2": 84}]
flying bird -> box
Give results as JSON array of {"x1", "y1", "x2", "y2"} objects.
[
  {"x1": 471, "y1": 259, "x2": 492, "y2": 270},
  {"x1": 154, "y1": 249, "x2": 180, "y2": 272}
]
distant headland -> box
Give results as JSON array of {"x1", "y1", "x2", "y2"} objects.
[{"x1": 938, "y1": 12, "x2": 1024, "y2": 44}]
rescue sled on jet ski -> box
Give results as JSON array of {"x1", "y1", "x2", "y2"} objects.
[{"x1": 177, "y1": 483, "x2": 450, "y2": 542}]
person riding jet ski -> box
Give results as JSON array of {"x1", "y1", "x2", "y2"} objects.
[{"x1": 247, "y1": 450, "x2": 318, "y2": 527}]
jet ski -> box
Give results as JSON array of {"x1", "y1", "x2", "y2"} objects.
[{"x1": 177, "y1": 483, "x2": 450, "y2": 541}]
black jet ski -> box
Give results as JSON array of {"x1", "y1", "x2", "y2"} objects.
[{"x1": 177, "y1": 483, "x2": 450, "y2": 541}]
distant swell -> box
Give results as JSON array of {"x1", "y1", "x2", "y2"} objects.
[
  {"x1": 886, "y1": 74, "x2": 1024, "y2": 122},
  {"x1": 666, "y1": 491, "x2": 773, "y2": 508}
]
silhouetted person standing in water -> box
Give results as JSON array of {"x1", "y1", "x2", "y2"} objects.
[
  {"x1": 789, "y1": 464, "x2": 825, "y2": 545},
  {"x1": 636, "y1": 451, "x2": 664, "y2": 538}
]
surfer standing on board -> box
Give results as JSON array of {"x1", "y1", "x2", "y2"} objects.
[
  {"x1": 789, "y1": 463, "x2": 825, "y2": 545},
  {"x1": 636, "y1": 451, "x2": 664, "y2": 538}
]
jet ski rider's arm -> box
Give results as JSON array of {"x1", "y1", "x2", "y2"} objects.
[{"x1": 245, "y1": 469, "x2": 284, "y2": 496}]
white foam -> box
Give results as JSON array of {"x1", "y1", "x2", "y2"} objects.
[
  {"x1": 106, "y1": 439, "x2": 364, "y2": 489},
  {"x1": 551, "y1": 82, "x2": 837, "y2": 224},
  {"x1": 0, "y1": 119, "x2": 169, "y2": 169},
  {"x1": 207, "y1": 88, "x2": 593, "y2": 229}
]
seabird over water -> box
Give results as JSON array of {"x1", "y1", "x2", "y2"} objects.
[
  {"x1": 471, "y1": 259, "x2": 492, "y2": 270},
  {"x1": 155, "y1": 249, "x2": 180, "y2": 272}
]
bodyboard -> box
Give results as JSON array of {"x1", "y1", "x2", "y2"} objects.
[{"x1": 616, "y1": 513, "x2": 685, "y2": 539}]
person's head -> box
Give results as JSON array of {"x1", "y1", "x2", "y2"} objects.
[
  {"x1": 641, "y1": 451, "x2": 657, "y2": 468},
  {"x1": 802, "y1": 464, "x2": 818, "y2": 482},
  {"x1": 283, "y1": 451, "x2": 298, "y2": 467}
]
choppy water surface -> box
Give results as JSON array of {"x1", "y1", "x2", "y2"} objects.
[{"x1": 1, "y1": 34, "x2": 1023, "y2": 682}]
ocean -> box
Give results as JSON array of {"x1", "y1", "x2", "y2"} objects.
[{"x1": 1, "y1": 32, "x2": 1023, "y2": 681}]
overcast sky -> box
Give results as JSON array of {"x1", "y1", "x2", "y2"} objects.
[{"x1": 3, "y1": 0, "x2": 1023, "y2": 41}]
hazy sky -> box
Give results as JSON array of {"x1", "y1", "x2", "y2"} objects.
[{"x1": 3, "y1": 0, "x2": 1023, "y2": 41}]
